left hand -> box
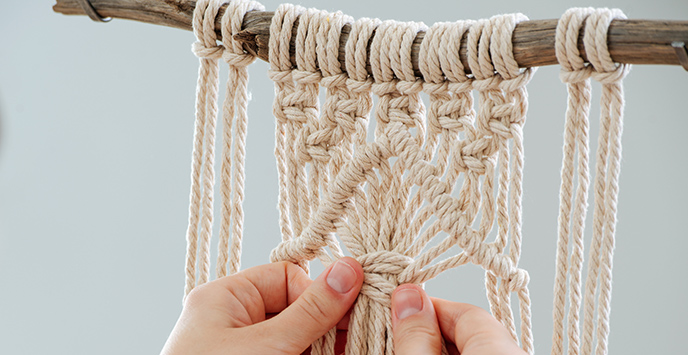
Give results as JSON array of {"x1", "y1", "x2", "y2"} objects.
[{"x1": 161, "y1": 257, "x2": 364, "y2": 355}]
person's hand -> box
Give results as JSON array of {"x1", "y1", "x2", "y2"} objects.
[
  {"x1": 161, "y1": 257, "x2": 364, "y2": 355},
  {"x1": 391, "y1": 284, "x2": 527, "y2": 355}
]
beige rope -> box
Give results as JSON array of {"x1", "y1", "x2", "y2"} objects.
[
  {"x1": 266, "y1": 6, "x2": 534, "y2": 354},
  {"x1": 182, "y1": 3, "x2": 630, "y2": 354},
  {"x1": 185, "y1": 0, "x2": 262, "y2": 296},
  {"x1": 552, "y1": 7, "x2": 630, "y2": 355},
  {"x1": 185, "y1": 0, "x2": 222, "y2": 296},
  {"x1": 552, "y1": 8, "x2": 594, "y2": 355}
]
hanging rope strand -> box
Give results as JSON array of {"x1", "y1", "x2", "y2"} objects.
[{"x1": 184, "y1": 3, "x2": 630, "y2": 354}]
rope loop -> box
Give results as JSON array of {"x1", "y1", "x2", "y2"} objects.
[
  {"x1": 192, "y1": 0, "x2": 224, "y2": 60},
  {"x1": 220, "y1": 0, "x2": 264, "y2": 66}
]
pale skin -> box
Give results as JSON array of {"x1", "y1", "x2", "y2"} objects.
[{"x1": 162, "y1": 257, "x2": 527, "y2": 355}]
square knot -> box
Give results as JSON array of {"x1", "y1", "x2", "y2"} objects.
[
  {"x1": 301, "y1": 138, "x2": 330, "y2": 164},
  {"x1": 455, "y1": 139, "x2": 493, "y2": 174},
  {"x1": 486, "y1": 116, "x2": 515, "y2": 140}
]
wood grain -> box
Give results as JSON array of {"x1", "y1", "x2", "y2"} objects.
[{"x1": 54, "y1": 0, "x2": 688, "y2": 76}]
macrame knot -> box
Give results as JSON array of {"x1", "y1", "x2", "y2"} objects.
[
  {"x1": 302, "y1": 131, "x2": 330, "y2": 164},
  {"x1": 192, "y1": 41, "x2": 224, "y2": 60},
  {"x1": 556, "y1": 7, "x2": 595, "y2": 84},
  {"x1": 590, "y1": 65, "x2": 630, "y2": 85},
  {"x1": 357, "y1": 251, "x2": 413, "y2": 306},
  {"x1": 293, "y1": 69, "x2": 323, "y2": 85},
  {"x1": 506, "y1": 268, "x2": 530, "y2": 292},
  {"x1": 448, "y1": 81, "x2": 474, "y2": 95},
  {"x1": 320, "y1": 73, "x2": 348, "y2": 89},
  {"x1": 219, "y1": 0, "x2": 264, "y2": 67},
  {"x1": 583, "y1": 8, "x2": 631, "y2": 84},
  {"x1": 383, "y1": 123, "x2": 416, "y2": 156},
  {"x1": 454, "y1": 139, "x2": 490, "y2": 174},
  {"x1": 472, "y1": 76, "x2": 502, "y2": 92},
  {"x1": 371, "y1": 81, "x2": 398, "y2": 97},
  {"x1": 346, "y1": 78, "x2": 374, "y2": 93},
  {"x1": 268, "y1": 69, "x2": 293, "y2": 84},
  {"x1": 498, "y1": 70, "x2": 534, "y2": 92},
  {"x1": 422, "y1": 81, "x2": 448, "y2": 97},
  {"x1": 486, "y1": 115, "x2": 515, "y2": 140},
  {"x1": 397, "y1": 79, "x2": 424, "y2": 95},
  {"x1": 222, "y1": 52, "x2": 256, "y2": 67},
  {"x1": 436, "y1": 195, "x2": 465, "y2": 233},
  {"x1": 559, "y1": 67, "x2": 593, "y2": 84}
]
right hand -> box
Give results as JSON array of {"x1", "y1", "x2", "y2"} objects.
[{"x1": 391, "y1": 284, "x2": 527, "y2": 355}]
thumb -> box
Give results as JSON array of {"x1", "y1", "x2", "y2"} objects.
[
  {"x1": 262, "y1": 257, "x2": 363, "y2": 353},
  {"x1": 392, "y1": 284, "x2": 442, "y2": 355}
]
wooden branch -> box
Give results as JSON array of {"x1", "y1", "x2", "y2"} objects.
[{"x1": 54, "y1": 0, "x2": 688, "y2": 76}]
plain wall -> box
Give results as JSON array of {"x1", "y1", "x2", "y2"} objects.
[{"x1": 1, "y1": 1, "x2": 687, "y2": 354}]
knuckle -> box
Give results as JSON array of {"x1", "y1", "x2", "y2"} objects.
[
  {"x1": 184, "y1": 283, "x2": 224, "y2": 310},
  {"x1": 394, "y1": 321, "x2": 441, "y2": 354},
  {"x1": 395, "y1": 321, "x2": 439, "y2": 343},
  {"x1": 458, "y1": 305, "x2": 492, "y2": 327},
  {"x1": 296, "y1": 293, "x2": 332, "y2": 328},
  {"x1": 184, "y1": 283, "x2": 213, "y2": 306}
]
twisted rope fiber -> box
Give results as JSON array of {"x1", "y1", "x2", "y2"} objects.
[
  {"x1": 265, "y1": 5, "x2": 535, "y2": 354},
  {"x1": 184, "y1": 0, "x2": 264, "y2": 297},
  {"x1": 182, "y1": 3, "x2": 630, "y2": 354},
  {"x1": 551, "y1": 8, "x2": 630, "y2": 355}
]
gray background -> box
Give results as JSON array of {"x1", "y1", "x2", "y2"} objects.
[{"x1": 1, "y1": 1, "x2": 687, "y2": 354}]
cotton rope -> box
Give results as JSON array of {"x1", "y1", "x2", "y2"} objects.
[
  {"x1": 183, "y1": 3, "x2": 630, "y2": 355},
  {"x1": 552, "y1": 7, "x2": 630, "y2": 355},
  {"x1": 264, "y1": 6, "x2": 535, "y2": 354},
  {"x1": 184, "y1": 0, "x2": 264, "y2": 297}
]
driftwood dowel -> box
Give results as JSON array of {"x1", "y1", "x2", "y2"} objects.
[{"x1": 53, "y1": 0, "x2": 688, "y2": 76}]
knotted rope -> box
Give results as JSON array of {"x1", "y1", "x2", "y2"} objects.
[
  {"x1": 266, "y1": 6, "x2": 535, "y2": 354},
  {"x1": 184, "y1": 0, "x2": 264, "y2": 297},
  {"x1": 552, "y1": 7, "x2": 630, "y2": 355},
  {"x1": 182, "y1": 3, "x2": 630, "y2": 355}
]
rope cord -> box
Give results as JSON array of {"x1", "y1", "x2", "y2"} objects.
[
  {"x1": 184, "y1": 3, "x2": 629, "y2": 354},
  {"x1": 552, "y1": 7, "x2": 630, "y2": 355}
]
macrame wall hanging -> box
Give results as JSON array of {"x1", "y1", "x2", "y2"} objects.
[
  {"x1": 53, "y1": 0, "x2": 688, "y2": 354},
  {"x1": 181, "y1": 1, "x2": 629, "y2": 354}
]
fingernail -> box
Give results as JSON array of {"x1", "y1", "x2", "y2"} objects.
[
  {"x1": 327, "y1": 260, "x2": 356, "y2": 294},
  {"x1": 395, "y1": 288, "x2": 423, "y2": 320}
]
